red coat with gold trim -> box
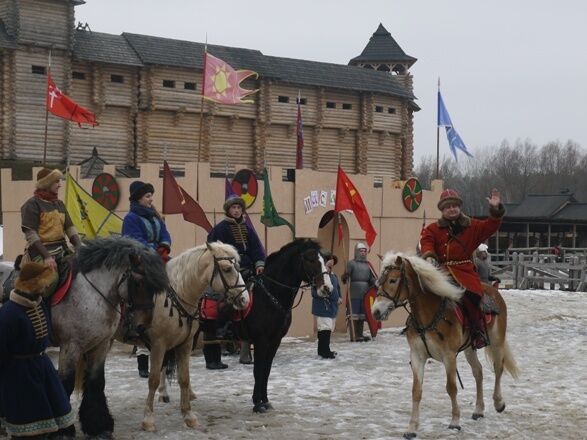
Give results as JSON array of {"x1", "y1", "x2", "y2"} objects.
[{"x1": 420, "y1": 204, "x2": 505, "y2": 296}]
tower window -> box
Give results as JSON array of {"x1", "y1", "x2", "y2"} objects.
[
  {"x1": 72, "y1": 71, "x2": 86, "y2": 80},
  {"x1": 163, "y1": 80, "x2": 175, "y2": 88},
  {"x1": 297, "y1": 97, "x2": 307, "y2": 105},
  {"x1": 31, "y1": 65, "x2": 46, "y2": 75},
  {"x1": 110, "y1": 74, "x2": 124, "y2": 83},
  {"x1": 342, "y1": 103, "x2": 353, "y2": 110},
  {"x1": 277, "y1": 96, "x2": 290, "y2": 103},
  {"x1": 388, "y1": 107, "x2": 396, "y2": 114},
  {"x1": 375, "y1": 105, "x2": 383, "y2": 113},
  {"x1": 326, "y1": 102, "x2": 336, "y2": 109},
  {"x1": 184, "y1": 82, "x2": 196, "y2": 90}
]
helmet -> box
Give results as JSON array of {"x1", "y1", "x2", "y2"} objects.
[{"x1": 477, "y1": 243, "x2": 488, "y2": 252}]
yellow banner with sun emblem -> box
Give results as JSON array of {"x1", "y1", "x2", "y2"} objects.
[
  {"x1": 65, "y1": 174, "x2": 123, "y2": 240},
  {"x1": 202, "y1": 52, "x2": 258, "y2": 104}
]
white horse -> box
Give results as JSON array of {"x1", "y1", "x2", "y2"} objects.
[{"x1": 141, "y1": 241, "x2": 250, "y2": 432}]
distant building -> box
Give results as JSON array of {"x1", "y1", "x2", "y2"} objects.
[{"x1": 0, "y1": 0, "x2": 418, "y2": 178}]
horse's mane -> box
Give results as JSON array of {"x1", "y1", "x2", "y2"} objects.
[
  {"x1": 381, "y1": 251, "x2": 464, "y2": 301},
  {"x1": 76, "y1": 236, "x2": 169, "y2": 294},
  {"x1": 265, "y1": 238, "x2": 321, "y2": 268},
  {"x1": 166, "y1": 241, "x2": 240, "y2": 294}
]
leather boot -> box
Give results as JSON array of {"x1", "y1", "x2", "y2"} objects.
[
  {"x1": 464, "y1": 292, "x2": 490, "y2": 350},
  {"x1": 318, "y1": 330, "x2": 336, "y2": 358},
  {"x1": 203, "y1": 343, "x2": 228, "y2": 370},
  {"x1": 357, "y1": 320, "x2": 370, "y2": 341},
  {"x1": 349, "y1": 320, "x2": 360, "y2": 342},
  {"x1": 137, "y1": 354, "x2": 149, "y2": 378}
]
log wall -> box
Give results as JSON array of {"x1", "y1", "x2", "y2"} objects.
[
  {"x1": 17, "y1": 0, "x2": 72, "y2": 50},
  {"x1": 0, "y1": 0, "x2": 17, "y2": 38}
]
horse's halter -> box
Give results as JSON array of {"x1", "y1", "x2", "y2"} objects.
[
  {"x1": 210, "y1": 255, "x2": 247, "y2": 304},
  {"x1": 376, "y1": 263, "x2": 409, "y2": 310}
]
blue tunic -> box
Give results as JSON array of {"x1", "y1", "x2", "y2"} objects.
[
  {"x1": 0, "y1": 294, "x2": 74, "y2": 437},
  {"x1": 311, "y1": 273, "x2": 341, "y2": 318}
]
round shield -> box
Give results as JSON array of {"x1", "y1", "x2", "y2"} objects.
[
  {"x1": 92, "y1": 172, "x2": 120, "y2": 210},
  {"x1": 402, "y1": 178, "x2": 423, "y2": 212},
  {"x1": 231, "y1": 169, "x2": 258, "y2": 209}
]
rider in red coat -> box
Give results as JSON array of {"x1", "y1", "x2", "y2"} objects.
[{"x1": 419, "y1": 188, "x2": 505, "y2": 349}]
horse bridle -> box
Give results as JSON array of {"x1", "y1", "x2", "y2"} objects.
[
  {"x1": 210, "y1": 255, "x2": 248, "y2": 304},
  {"x1": 260, "y1": 252, "x2": 328, "y2": 292},
  {"x1": 376, "y1": 263, "x2": 409, "y2": 310}
]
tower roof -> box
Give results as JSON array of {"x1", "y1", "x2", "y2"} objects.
[{"x1": 350, "y1": 23, "x2": 416, "y2": 66}]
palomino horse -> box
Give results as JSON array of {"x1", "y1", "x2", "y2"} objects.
[
  {"x1": 372, "y1": 252, "x2": 519, "y2": 439},
  {"x1": 52, "y1": 237, "x2": 168, "y2": 439},
  {"x1": 141, "y1": 241, "x2": 250, "y2": 432},
  {"x1": 242, "y1": 239, "x2": 332, "y2": 413}
]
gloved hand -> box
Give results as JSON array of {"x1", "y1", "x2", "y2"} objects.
[{"x1": 425, "y1": 257, "x2": 438, "y2": 267}]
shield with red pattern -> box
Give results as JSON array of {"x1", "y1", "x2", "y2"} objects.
[{"x1": 363, "y1": 286, "x2": 382, "y2": 338}]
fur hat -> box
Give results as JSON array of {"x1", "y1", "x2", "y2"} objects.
[
  {"x1": 15, "y1": 262, "x2": 55, "y2": 294},
  {"x1": 437, "y1": 189, "x2": 463, "y2": 210},
  {"x1": 129, "y1": 181, "x2": 155, "y2": 202},
  {"x1": 223, "y1": 196, "x2": 246, "y2": 214},
  {"x1": 36, "y1": 168, "x2": 64, "y2": 190}
]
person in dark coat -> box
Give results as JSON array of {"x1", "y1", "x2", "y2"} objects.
[
  {"x1": 202, "y1": 195, "x2": 265, "y2": 369},
  {"x1": 122, "y1": 180, "x2": 172, "y2": 378},
  {"x1": 0, "y1": 262, "x2": 75, "y2": 438},
  {"x1": 420, "y1": 188, "x2": 505, "y2": 349},
  {"x1": 312, "y1": 253, "x2": 341, "y2": 359}
]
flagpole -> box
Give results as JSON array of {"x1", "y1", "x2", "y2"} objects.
[
  {"x1": 43, "y1": 48, "x2": 53, "y2": 166},
  {"x1": 436, "y1": 77, "x2": 440, "y2": 179}
]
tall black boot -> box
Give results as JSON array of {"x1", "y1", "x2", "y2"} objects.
[
  {"x1": 203, "y1": 343, "x2": 228, "y2": 370},
  {"x1": 137, "y1": 354, "x2": 149, "y2": 378},
  {"x1": 358, "y1": 320, "x2": 371, "y2": 341},
  {"x1": 318, "y1": 330, "x2": 335, "y2": 359}
]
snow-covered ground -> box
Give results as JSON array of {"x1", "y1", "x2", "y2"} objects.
[{"x1": 50, "y1": 290, "x2": 587, "y2": 439}]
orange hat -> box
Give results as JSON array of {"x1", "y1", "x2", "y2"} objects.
[{"x1": 437, "y1": 189, "x2": 462, "y2": 210}]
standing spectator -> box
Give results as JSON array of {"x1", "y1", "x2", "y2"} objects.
[
  {"x1": 474, "y1": 244, "x2": 500, "y2": 284},
  {"x1": 342, "y1": 242, "x2": 376, "y2": 342},
  {"x1": 0, "y1": 262, "x2": 75, "y2": 438},
  {"x1": 122, "y1": 180, "x2": 172, "y2": 378},
  {"x1": 312, "y1": 253, "x2": 342, "y2": 359}
]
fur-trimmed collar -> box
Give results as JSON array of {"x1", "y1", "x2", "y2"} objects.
[
  {"x1": 10, "y1": 290, "x2": 43, "y2": 308},
  {"x1": 438, "y1": 214, "x2": 471, "y2": 228}
]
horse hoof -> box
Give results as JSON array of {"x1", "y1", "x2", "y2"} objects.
[
  {"x1": 472, "y1": 413, "x2": 484, "y2": 420},
  {"x1": 158, "y1": 395, "x2": 170, "y2": 403},
  {"x1": 142, "y1": 421, "x2": 156, "y2": 432},
  {"x1": 448, "y1": 424, "x2": 461, "y2": 431},
  {"x1": 496, "y1": 403, "x2": 506, "y2": 413},
  {"x1": 253, "y1": 404, "x2": 267, "y2": 414},
  {"x1": 262, "y1": 402, "x2": 274, "y2": 411},
  {"x1": 86, "y1": 432, "x2": 114, "y2": 439},
  {"x1": 184, "y1": 415, "x2": 199, "y2": 428},
  {"x1": 403, "y1": 432, "x2": 417, "y2": 439}
]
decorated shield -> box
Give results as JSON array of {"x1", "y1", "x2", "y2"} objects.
[
  {"x1": 91, "y1": 173, "x2": 120, "y2": 210},
  {"x1": 231, "y1": 169, "x2": 258, "y2": 209},
  {"x1": 402, "y1": 177, "x2": 423, "y2": 212},
  {"x1": 363, "y1": 286, "x2": 382, "y2": 338}
]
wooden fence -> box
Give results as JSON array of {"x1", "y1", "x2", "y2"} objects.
[{"x1": 489, "y1": 250, "x2": 587, "y2": 291}]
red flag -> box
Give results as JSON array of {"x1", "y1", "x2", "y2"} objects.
[
  {"x1": 202, "y1": 52, "x2": 258, "y2": 104},
  {"x1": 296, "y1": 94, "x2": 304, "y2": 169},
  {"x1": 162, "y1": 161, "x2": 212, "y2": 232},
  {"x1": 334, "y1": 166, "x2": 377, "y2": 247},
  {"x1": 46, "y1": 71, "x2": 97, "y2": 126}
]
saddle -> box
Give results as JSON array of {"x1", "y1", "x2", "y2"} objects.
[{"x1": 454, "y1": 294, "x2": 497, "y2": 329}]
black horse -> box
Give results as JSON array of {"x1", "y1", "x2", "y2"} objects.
[{"x1": 242, "y1": 239, "x2": 332, "y2": 413}]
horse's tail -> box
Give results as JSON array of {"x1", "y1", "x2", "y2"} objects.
[
  {"x1": 501, "y1": 340, "x2": 520, "y2": 379},
  {"x1": 74, "y1": 356, "x2": 86, "y2": 396},
  {"x1": 486, "y1": 339, "x2": 520, "y2": 379},
  {"x1": 162, "y1": 349, "x2": 177, "y2": 382}
]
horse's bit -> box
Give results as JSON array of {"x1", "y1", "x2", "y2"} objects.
[
  {"x1": 376, "y1": 264, "x2": 408, "y2": 310},
  {"x1": 210, "y1": 256, "x2": 248, "y2": 304}
]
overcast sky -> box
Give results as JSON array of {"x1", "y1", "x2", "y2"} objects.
[{"x1": 76, "y1": 0, "x2": 587, "y2": 164}]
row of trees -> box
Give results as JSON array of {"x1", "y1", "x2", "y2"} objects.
[{"x1": 414, "y1": 140, "x2": 587, "y2": 216}]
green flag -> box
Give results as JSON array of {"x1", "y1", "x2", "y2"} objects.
[{"x1": 260, "y1": 168, "x2": 295, "y2": 236}]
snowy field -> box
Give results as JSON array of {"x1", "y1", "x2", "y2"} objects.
[{"x1": 48, "y1": 289, "x2": 587, "y2": 439}]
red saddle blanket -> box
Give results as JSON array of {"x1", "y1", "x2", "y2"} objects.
[
  {"x1": 454, "y1": 303, "x2": 493, "y2": 328},
  {"x1": 49, "y1": 269, "x2": 73, "y2": 306},
  {"x1": 199, "y1": 290, "x2": 254, "y2": 322}
]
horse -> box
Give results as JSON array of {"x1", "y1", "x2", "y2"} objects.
[
  {"x1": 242, "y1": 238, "x2": 333, "y2": 413},
  {"x1": 371, "y1": 252, "x2": 519, "y2": 439},
  {"x1": 52, "y1": 236, "x2": 169, "y2": 439},
  {"x1": 141, "y1": 241, "x2": 250, "y2": 432}
]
